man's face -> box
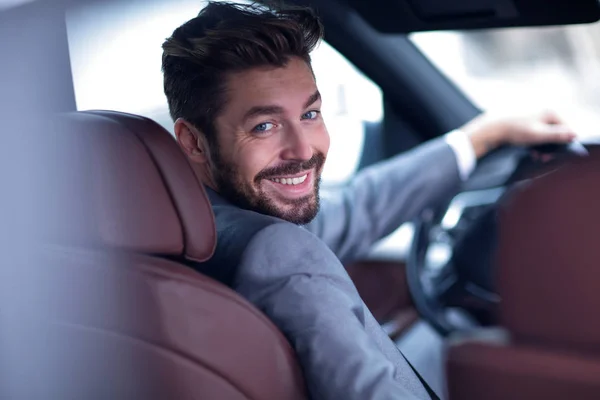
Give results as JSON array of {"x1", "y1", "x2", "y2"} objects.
[{"x1": 210, "y1": 57, "x2": 330, "y2": 224}]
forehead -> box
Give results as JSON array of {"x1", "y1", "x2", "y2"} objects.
[{"x1": 222, "y1": 57, "x2": 318, "y2": 115}]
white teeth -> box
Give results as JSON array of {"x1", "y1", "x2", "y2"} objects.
[{"x1": 269, "y1": 174, "x2": 308, "y2": 186}]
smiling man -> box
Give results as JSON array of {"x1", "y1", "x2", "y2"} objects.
[{"x1": 162, "y1": 2, "x2": 575, "y2": 399}]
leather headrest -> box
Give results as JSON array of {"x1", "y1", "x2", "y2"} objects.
[
  {"x1": 497, "y1": 155, "x2": 600, "y2": 355},
  {"x1": 42, "y1": 110, "x2": 215, "y2": 262}
]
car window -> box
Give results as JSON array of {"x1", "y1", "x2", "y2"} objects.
[
  {"x1": 410, "y1": 23, "x2": 600, "y2": 139},
  {"x1": 66, "y1": 0, "x2": 383, "y2": 187}
]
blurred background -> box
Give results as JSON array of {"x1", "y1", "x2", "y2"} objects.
[{"x1": 412, "y1": 25, "x2": 600, "y2": 138}]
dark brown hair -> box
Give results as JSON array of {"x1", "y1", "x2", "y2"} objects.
[{"x1": 161, "y1": 1, "x2": 324, "y2": 146}]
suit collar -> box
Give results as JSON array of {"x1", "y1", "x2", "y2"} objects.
[{"x1": 204, "y1": 186, "x2": 231, "y2": 207}]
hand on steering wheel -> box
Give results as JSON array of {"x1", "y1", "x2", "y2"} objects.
[{"x1": 462, "y1": 110, "x2": 578, "y2": 159}]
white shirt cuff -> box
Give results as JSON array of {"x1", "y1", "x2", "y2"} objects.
[{"x1": 444, "y1": 129, "x2": 476, "y2": 181}]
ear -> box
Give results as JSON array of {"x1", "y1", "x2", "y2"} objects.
[{"x1": 174, "y1": 118, "x2": 210, "y2": 164}]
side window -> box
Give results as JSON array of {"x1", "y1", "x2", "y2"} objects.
[
  {"x1": 311, "y1": 42, "x2": 383, "y2": 187},
  {"x1": 66, "y1": 0, "x2": 383, "y2": 186},
  {"x1": 66, "y1": 0, "x2": 193, "y2": 129}
]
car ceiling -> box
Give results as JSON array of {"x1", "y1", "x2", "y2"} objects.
[{"x1": 337, "y1": 0, "x2": 600, "y2": 32}]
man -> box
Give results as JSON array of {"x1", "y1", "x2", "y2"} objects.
[{"x1": 161, "y1": 2, "x2": 575, "y2": 399}]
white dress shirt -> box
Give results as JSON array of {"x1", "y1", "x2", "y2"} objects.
[{"x1": 444, "y1": 129, "x2": 477, "y2": 181}]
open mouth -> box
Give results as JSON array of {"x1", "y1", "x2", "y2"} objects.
[
  {"x1": 263, "y1": 171, "x2": 314, "y2": 199},
  {"x1": 267, "y1": 173, "x2": 308, "y2": 186}
]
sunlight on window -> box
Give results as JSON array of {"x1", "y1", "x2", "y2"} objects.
[
  {"x1": 311, "y1": 42, "x2": 382, "y2": 186},
  {"x1": 311, "y1": 42, "x2": 383, "y2": 123},
  {"x1": 411, "y1": 25, "x2": 600, "y2": 140},
  {"x1": 67, "y1": 0, "x2": 202, "y2": 119}
]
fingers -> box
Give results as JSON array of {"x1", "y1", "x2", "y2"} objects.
[
  {"x1": 538, "y1": 111, "x2": 576, "y2": 140},
  {"x1": 469, "y1": 110, "x2": 578, "y2": 151},
  {"x1": 524, "y1": 127, "x2": 576, "y2": 144},
  {"x1": 535, "y1": 132, "x2": 576, "y2": 144},
  {"x1": 524, "y1": 118, "x2": 577, "y2": 143}
]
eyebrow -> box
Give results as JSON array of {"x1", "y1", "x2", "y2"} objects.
[
  {"x1": 303, "y1": 90, "x2": 321, "y2": 109},
  {"x1": 242, "y1": 90, "x2": 321, "y2": 122}
]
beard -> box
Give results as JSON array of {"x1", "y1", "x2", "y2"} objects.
[{"x1": 211, "y1": 149, "x2": 325, "y2": 225}]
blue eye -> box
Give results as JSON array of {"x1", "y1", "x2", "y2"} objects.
[
  {"x1": 302, "y1": 110, "x2": 320, "y2": 120},
  {"x1": 253, "y1": 122, "x2": 275, "y2": 133}
]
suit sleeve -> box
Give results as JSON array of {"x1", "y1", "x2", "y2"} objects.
[
  {"x1": 233, "y1": 223, "x2": 429, "y2": 400},
  {"x1": 304, "y1": 136, "x2": 462, "y2": 264}
]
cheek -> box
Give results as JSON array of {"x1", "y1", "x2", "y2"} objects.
[
  {"x1": 315, "y1": 125, "x2": 331, "y2": 156},
  {"x1": 236, "y1": 144, "x2": 278, "y2": 181}
]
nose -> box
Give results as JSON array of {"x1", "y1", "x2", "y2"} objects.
[{"x1": 280, "y1": 124, "x2": 313, "y2": 161}]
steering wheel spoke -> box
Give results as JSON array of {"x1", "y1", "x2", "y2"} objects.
[
  {"x1": 430, "y1": 263, "x2": 460, "y2": 304},
  {"x1": 428, "y1": 261, "x2": 495, "y2": 309}
]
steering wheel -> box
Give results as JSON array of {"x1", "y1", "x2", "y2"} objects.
[{"x1": 407, "y1": 141, "x2": 588, "y2": 336}]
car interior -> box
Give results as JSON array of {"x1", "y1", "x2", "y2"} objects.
[{"x1": 2, "y1": 0, "x2": 600, "y2": 398}]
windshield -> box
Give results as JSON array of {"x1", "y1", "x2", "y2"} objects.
[{"x1": 411, "y1": 23, "x2": 600, "y2": 140}]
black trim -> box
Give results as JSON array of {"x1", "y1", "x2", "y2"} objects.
[{"x1": 401, "y1": 352, "x2": 441, "y2": 400}]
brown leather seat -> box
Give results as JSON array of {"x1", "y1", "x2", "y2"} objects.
[
  {"x1": 446, "y1": 155, "x2": 600, "y2": 400},
  {"x1": 3, "y1": 111, "x2": 306, "y2": 399}
]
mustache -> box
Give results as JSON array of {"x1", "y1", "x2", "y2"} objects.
[{"x1": 255, "y1": 152, "x2": 326, "y2": 182}]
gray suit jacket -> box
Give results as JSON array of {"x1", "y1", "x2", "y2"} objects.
[{"x1": 197, "y1": 137, "x2": 462, "y2": 400}]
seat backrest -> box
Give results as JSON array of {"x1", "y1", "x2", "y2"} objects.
[
  {"x1": 446, "y1": 155, "x2": 600, "y2": 400},
  {"x1": 3, "y1": 111, "x2": 306, "y2": 400}
]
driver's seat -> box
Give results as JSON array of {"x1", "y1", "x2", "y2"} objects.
[
  {"x1": 446, "y1": 155, "x2": 600, "y2": 400},
  {"x1": 5, "y1": 111, "x2": 306, "y2": 399}
]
